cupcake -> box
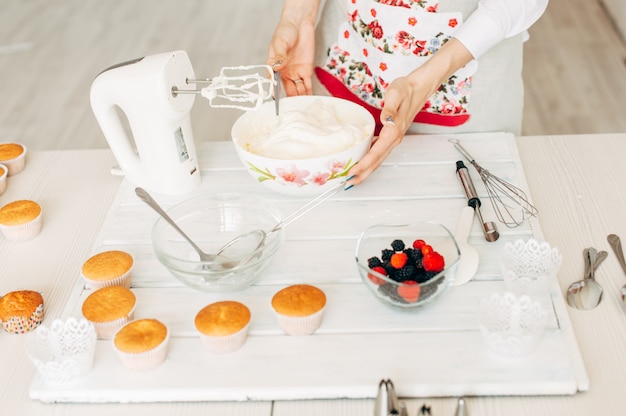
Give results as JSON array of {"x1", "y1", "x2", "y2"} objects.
[
  {"x1": 0, "y1": 199, "x2": 43, "y2": 241},
  {"x1": 0, "y1": 142, "x2": 26, "y2": 176},
  {"x1": 113, "y1": 318, "x2": 169, "y2": 371},
  {"x1": 0, "y1": 164, "x2": 7, "y2": 195},
  {"x1": 271, "y1": 284, "x2": 326, "y2": 336},
  {"x1": 0, "y1": 290, "x2": 44, "y2": 334},
  {"x1": 81, "y1": 250, "x2": 134, "y2": 289},
  {"x1": 194, "y1": 301, "x2": 251, "y2": 353},
  {"x1": 81, "y1": 286, "x2": 136, "y2": 339}
]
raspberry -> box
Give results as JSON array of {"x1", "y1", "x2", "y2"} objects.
[
  {"x1": 390, "y1": 239, "x2": 405, "y2": 252},
  {"x1": 397, "y1": 280, "x2": 421, "y2": 303},
  {"x1": 390, "y1": 252, "x2": 408, "y2": 269},
  {"x1": 423, "y1": 251, "x2": 445, "y2": 273},
  {"x1": 368, "y1": 266, "x2": 387, "y2": 285},
  {"x1": 421, "y1": 244, "x2": 433, "y2": 255},
  {"x1": 412, "y1": 239, "x2": 426, "y2": 250}
]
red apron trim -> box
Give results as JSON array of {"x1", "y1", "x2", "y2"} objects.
[{"x1": 315, "y1": 67, "x2": 470, "y2": 133}]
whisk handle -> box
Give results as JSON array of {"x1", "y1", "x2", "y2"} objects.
[{"x1": 456, "y1": 161, "x2": 481, "y2": 209}]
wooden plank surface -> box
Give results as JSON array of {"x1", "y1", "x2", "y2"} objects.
[{"x1": 29, "y1": 132, "x2": 588, "y2": 403}]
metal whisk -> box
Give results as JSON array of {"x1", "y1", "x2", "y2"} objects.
[{"x1": 449, "y1": 138, "x2": 538, "y2": 227}]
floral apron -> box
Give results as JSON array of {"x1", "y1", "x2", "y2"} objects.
[{"x1": 315, "y1": 0, "x2": 478, "y2": 129}]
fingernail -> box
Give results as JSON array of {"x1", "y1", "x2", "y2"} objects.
[
  {"x1": 344, "y1": 184, "x2": 354, "y2": 191},
  {"x1": 385, "y1": 115, "x2": 395, "y2": 126}
]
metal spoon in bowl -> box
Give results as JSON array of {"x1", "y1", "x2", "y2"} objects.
[
  {"x1": 135, "y1": 187, "x2": 265, "y2": 267},
  {"x1": 607, "y1": 234, "x2": 626, "y2": 303},
  {"x1": 566, "y1": 247, "x2": 607, "y2": 309}
]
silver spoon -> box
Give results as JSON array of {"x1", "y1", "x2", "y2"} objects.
[
  {"x1": 607, "y1": 234, "x2": 626, "y2": 303},
  {"x1": 566, "y1": 247, "x2": 607, "y2": 309},
  {"x1": 135, "y1": 187, "x2": 265, "y2": 266}
]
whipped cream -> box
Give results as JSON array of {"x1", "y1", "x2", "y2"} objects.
[{"x1": 241, "y1": 99, "x2": 369, "y2": 159}]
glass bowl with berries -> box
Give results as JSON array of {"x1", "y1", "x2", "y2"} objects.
[{"x1": 355, "y1": 222, "x2": 461, "y2": 309}]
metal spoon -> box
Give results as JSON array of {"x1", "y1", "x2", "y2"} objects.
[
  {"x1": 566, "y1": 247, "x2": 607, "y2": 309},
  {"x1": 607, "y1": 234, "x2": 626, "y2": 303},
  {"x1": 135, "y1": 187, "x2": 265, "y2": 267}
]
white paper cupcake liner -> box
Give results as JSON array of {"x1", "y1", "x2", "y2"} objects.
[
  {"x1": 274, "y1": 307, "x2": 325, "y2": 336},
  {"x1": 0, "y1": 211, "x2": 42, "y2": 242},
  {"x1": 0, "y1": 163, "x2": 7, "y2": 195},
  {"x1": 83, "y1": 269, "x2": 132, "y2": 290},
  {"x1": 89, "y1": 308, "x2": 135, "y2": 340},
  {"x1": 114, "y1": 331, "x2": 170, "y2": 371},
  {"x1": 199, "y1": 323, "x2": 249, "y2": 353}
]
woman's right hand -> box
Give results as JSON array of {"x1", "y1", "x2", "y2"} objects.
[{"x1": 268, "y1": 0, "x2": 320, "y2": 97}]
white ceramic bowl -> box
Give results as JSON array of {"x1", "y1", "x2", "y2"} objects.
[{"x1": 231, "y1": 96, "x2": 375, "y2": 196}]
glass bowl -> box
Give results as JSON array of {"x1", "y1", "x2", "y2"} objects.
[
  {"x1": 355, "y1": 222, "x2": 461, "y2": 309},
  {"x1": 231, "y1": 96, "x2": 375, "y2": 196},
  {"x1": 152, "y1": 193, "x2": 284, "y2": 292}
]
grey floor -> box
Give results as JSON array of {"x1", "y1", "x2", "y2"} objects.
[{"x1": 0, "y1": 0, "x2": 625, "y2": 152}]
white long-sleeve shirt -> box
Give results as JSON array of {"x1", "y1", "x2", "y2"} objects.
[{"x1": 454, "y1": 0, "x2": 549, "y2": 58}]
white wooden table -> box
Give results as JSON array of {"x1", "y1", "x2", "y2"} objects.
[{"x1": 1, "y1": 132, "x2": 626, "y2": 415}]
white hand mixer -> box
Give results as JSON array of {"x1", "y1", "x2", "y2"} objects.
[{"x1": 90, "y1": 50, "x2": 279, "y2": 196}]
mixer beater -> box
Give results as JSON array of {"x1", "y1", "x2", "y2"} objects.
[
  {"x1": 450, "y1": 138, "x2": 539, "y2": 227},
  {"x1": 172, "y1": 64, "x2": 277, "y2": 111}
]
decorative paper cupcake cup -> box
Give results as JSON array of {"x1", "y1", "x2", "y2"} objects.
[
  {"x1": 274, "y1": 307, "x2": 325, "y2": 336},
  {"x1": 89, "y1": 307, "x2": 135, "y2": 340},
  {"x1": 199, "y1": 323, "x2": 250, "y2": 353},
  {"x1": 0, "y1": 164, "x2": 7, "y2": 195},
  {"x1": 83, "y1": 269, "x2": 132, "y2": 290},
  {"x1": 113, "y1": 331, "x2": 170, "y2": 371},
  {"x1": 0, "y1": 211, "x2": 43, "y2": 242},
  {"x1": 0, "y1": 143, "x2": 27, "y2": 176},
  {"x1": 0, "y1": 303, "x2": 44, "y2": 334}
]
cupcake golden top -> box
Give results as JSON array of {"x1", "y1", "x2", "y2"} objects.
[
  {"x1": 81, "y1": 286, "x2": 135, "y2": 322},
  {"x1": 114, "y1": 319, "x2": 168, "y2": 353},
  {"x1": 0, "y1": 290, "x2": 43, "y2": 321},
  {"x1": 194, "y1": 301, "x2": 251, "y2": 336},
  {"x1": 271, "y1": 284, "x2": 326, "y2": 317},
  {"x1": 81, "y1": 250, "x2": 133, "y2": 281},
  {"x1": 0, "y1": 165, "x2": 5, "y2": 176},
  {"x1": 0, "y1": 143, "x2": 24, "y2": 161},
  {"x1": 0, "y1": 200, "x2": 41, "y2": 226}
]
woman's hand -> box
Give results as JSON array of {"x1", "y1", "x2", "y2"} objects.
[
  {"x1": 268, "y1": 0, "x2": 320, "y2": 96},
  {"x1": 346, "y1": 38, "x2": 474, "y2": 187}
]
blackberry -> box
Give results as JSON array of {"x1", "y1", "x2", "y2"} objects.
[
  {"x1": 368, "y1": 256, "x2": 383, "y2": 268},
  {"x1": 390, "y1": 239, "x2": 405, "y2": 252},
  {"x1": 405, "y1": 248, "x2": 422, "y2": 263},
  {"x1": 394, "y1": 264, "x2": 418, "y2": 282},
  {"x1": 381, "y1": 248, "x2": 394, "y2": 262}
]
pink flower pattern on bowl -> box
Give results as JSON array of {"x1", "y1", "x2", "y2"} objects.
[{"x1": 247, "y1": 158, "x2": 356, "y2": 188}]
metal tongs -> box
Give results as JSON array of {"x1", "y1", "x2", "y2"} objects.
[{"x1": 374, "y1": 379, "x2": 408, "y2": 416}]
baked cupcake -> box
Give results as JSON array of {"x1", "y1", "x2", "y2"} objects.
[
  {"x1": 0, "y1": 164, "x2": 7, "y2": 195},
  {"x1": 0, "y1": 290, "x2": 44, "y2": 334},
  {"x1": 0, "y1": 199, "x2": 43, "y2": 241},
  {"x1": 113, "y1": 318, "x2": 169, "y2": 371},
  {"x1": 194, "y1": 301, "x2": 251, "y2": 353},
  {"x1": 0, "y1": 143, "x2": 26, "y2": 176},
  {"x1": 81, "y1": 286, "x2": 136, "y2": 339},
  {"x1": 271, "y1": 284, "x2": 326, "y2": 336},
  {"x1": 81, "y1": 250, "x2": 134, "y2": 289}
]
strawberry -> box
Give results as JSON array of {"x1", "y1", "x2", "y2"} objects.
[
  {"x1": 368, "y1": 266, "x2": 387, "y2": 285},
  {"x1": 412, "y1": 239, "x2": 426, "y2": 250},
  {"x1": 421, "y1": 244, "x2": 433, "y2": 255},
  {"x1": 390, "y1": 252, "x2": 408, "y2": 269},
  {"x1": 397, "y1": 280, "x2": 421, "y2": 303},
  {"x1": 423, "y1": 251, "x2": 445, "y2": 273}
]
